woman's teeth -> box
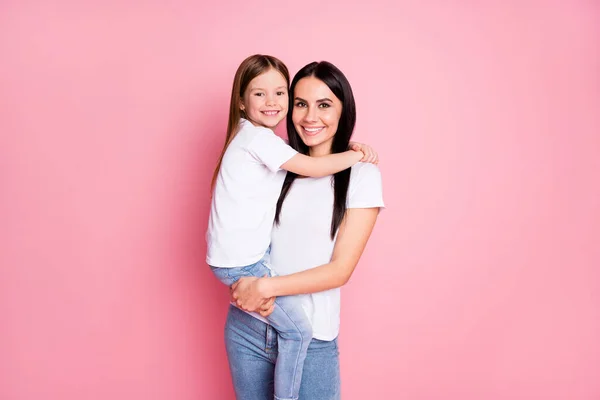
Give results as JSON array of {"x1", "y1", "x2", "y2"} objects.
[{"x1": 303, "y1": 126, "x2": 324, "y2": 136}]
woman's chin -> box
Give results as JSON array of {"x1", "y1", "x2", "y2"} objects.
[{"x1": 300, "y1": 136, "x2": 323, "y2": 147}]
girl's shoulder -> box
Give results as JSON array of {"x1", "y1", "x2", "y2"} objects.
[
  {"x1": 239, "y1": 118, "x2": 274, "y2": 136},
  {"x1": 235, "y1": 119, "x2": 277, "y2": 149}
]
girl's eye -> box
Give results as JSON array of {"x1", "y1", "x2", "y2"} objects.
[
  {"x1": 277, "y1": 91, "x2": 286, "y2": 96},
  {"x1": 254, "y1": 93, "x2": 264, "y2": 97}
]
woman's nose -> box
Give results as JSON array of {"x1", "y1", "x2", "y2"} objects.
[{"x1": 303, "y1": 106, "x2": 317, "y2": 122}]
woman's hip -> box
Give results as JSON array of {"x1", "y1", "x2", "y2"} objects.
[{"x1": 224, "y1": 305, "x2": 341, "y2": 399}]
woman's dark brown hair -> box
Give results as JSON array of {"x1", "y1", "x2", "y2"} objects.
[{"x1": 275, "y1": 61, "x2": 357, "y2": 239}]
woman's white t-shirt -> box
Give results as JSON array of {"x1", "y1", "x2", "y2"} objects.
[{"x1": 268, "y1": 162, "x2": 384, "y2": 340}]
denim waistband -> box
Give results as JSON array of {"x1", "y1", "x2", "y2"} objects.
[{"x1": 227, "y1": 305, "x2": 278, "y2": 351}]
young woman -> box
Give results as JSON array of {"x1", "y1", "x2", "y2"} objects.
[{"x1": 226, "y1": 61, "x2": 384, "y2": 399}]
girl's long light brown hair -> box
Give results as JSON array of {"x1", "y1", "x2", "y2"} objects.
[{"x1": 211, "y1": 54, "x2": 290, "y2": 189}]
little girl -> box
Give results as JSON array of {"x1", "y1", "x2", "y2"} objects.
[{"x1": 206, "y1": 54, "x2": 375, "y2": 400}]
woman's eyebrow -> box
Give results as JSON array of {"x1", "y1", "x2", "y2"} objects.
[{"x1": 294, "y1": 97, "x2": 333, "y2": 103}]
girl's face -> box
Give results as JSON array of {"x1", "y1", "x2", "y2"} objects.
[
  {"x1": 291, "y1": 76, "x2": 342, "y2": 156},
  {"x1": 240, "y1": 68, "x2": 288, "y2": 129}
]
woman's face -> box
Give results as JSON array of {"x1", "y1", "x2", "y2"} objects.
[{"x1": 292, "y1": 76, "x2": 342, "y2": 155}]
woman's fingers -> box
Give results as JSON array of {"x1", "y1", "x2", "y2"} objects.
[
  {"x1": 262, "y1": 297, "x2": 275, "y2": 309},
  {"x1": 230, "y1": 288, "x2": 238, "y2": 302},
  {"x1": 230, "y1": 281, "x2": 239, "y2": 298},
  {"x1": 259, "y1": 299, "x2": 275, "y2": 317},
  {"x1": 259, "y1": 305, "x2": 275, "y2": 317},
  {"x1": 258, "y1": 297, "x2": 275, "y2": 316}
]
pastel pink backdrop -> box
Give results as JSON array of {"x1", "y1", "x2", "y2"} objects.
[{"x1": 1, "y1": 1, "x2": 599, "y2": 399}]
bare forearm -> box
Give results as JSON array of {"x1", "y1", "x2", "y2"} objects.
[
  {"x1": 261, "y1": 262, "x2": 348, "y2": 297},
  {"x1": 256, "y1": 208, "x2": 379, "y2": 299},
  {"x1": 310, "y1": 151, "x2": 361, "y2": 177},
  {"x1": 282, "y1": 151, "x2": 361, "y2": 178}
]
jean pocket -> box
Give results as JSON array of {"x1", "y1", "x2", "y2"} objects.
[{"x1": 239, "y1": 260, "x2": 272, "y2": 278}]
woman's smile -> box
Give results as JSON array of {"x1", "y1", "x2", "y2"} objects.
[{"x1": 300, "y1": 125, "x2": 325, "y2": 136}]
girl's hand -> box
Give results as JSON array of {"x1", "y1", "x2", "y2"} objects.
[
  {"x1": 231, "y1": 276, "x2": 271, "y2": 312},
  {"x1": 349, "y1": 142, "x2": 379, "y2": 164}
]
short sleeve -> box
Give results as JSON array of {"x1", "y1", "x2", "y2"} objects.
[
  {"x1": 246, "y1": 128, "x2": 298, "y2": 172},
  {"x1": 347, "y1": 163, "x2": 385, "y2": 209}
]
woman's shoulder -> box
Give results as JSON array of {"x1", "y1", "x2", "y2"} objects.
[
  {"x1": 350, "y1": 162, "x2": 382, "y2": 183},
  {"x1": 348, "y1": 163, "x2": 383, "y2": 200},
  {"x1": 347, "y1": 162, "x2": 384, "y2": 209}
]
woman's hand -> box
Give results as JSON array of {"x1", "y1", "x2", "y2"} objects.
[
  {"x1": 349, "y1": 142, "x2": 379, "y2": 164},
  {"x1": 230, "y1": 276, "x2": 272, "y2": 313},
  {"x1": 259, "y1": 297, "x2": 275, "y2": 317},
  {"x1": 228, "y1": 281, "x2": 276, "y2": 316}
]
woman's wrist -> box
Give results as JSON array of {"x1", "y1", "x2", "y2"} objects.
[{"x1": 258, "y1": 277, "x2": 276, "y2": 298}]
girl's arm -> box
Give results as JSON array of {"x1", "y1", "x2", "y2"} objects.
[
  {"x1": 284, "y1": 136, "x2": 378, "y2": 164},
  {"x1": 231, "y1": 207, "x2": 380, "y2": 312},
  {"x1": 349, "y1": 142, "x2": 379, "y2": 164},
  {"x1": 281, "y1": 150, "x2": 364, "y2": 178}
]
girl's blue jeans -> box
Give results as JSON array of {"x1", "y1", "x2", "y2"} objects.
[{"x1": 211, "y1": 254, "x2": 313, "y2": 400}]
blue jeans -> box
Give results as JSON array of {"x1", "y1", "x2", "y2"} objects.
[
  {"x1": 225, "y1": 305, "x2": 341, "y2": 400},
  {"x1": 211, "y1": 256, "x2": 313, "y2": 400}
]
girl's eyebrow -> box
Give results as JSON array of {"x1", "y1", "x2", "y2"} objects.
[{"x1": 252, "y1": 86, "x2": 287, "y2": 91}]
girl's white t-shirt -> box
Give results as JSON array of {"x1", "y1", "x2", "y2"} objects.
[
  {"x1": 267, "y1": 162, "x2": 384, "y2": 340},
  {"x1": 206, "y1": 119, "x2": 297, "y2": 268}
]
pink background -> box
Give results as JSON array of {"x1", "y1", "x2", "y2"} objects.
[{"x1": 1, "y1": 1, "x2": 599, "y2": 399}]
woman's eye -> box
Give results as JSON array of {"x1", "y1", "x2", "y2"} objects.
[
  {"x1": 294, "y1": 102, "x2": 306, "y2": 107},
  {"x1": 319, "y1": 103, "x2": 331, "y2": 108}
]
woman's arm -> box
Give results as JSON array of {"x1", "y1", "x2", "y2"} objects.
[{"x1": 231, "y1": 207, "x2": 380, "y2": 312}]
